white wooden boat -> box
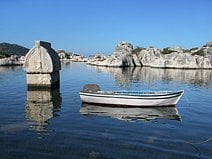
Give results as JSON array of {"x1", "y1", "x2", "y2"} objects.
[{"x1": 79, "y1": 84, "x2": 184, "y2": 107}]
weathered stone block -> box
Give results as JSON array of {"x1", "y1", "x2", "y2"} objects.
[{"x1": 24, "y1": 41, "x2": 61, "y2": 89}]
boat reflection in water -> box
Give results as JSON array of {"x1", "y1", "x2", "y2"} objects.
[
  {"x1": 25, "y1": 89, "x2": 62, "y2": 132},
  {"x1": 80, "y1": 103, "x2": 181, "y2": 122}
]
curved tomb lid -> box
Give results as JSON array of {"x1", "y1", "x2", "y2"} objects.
[{"x1": 24, "y1": 41, "x2": 61, "y2": 73}]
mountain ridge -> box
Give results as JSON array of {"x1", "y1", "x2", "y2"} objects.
[{"x1": 0, "y1": 42, "x2": 29, "y2": 58}]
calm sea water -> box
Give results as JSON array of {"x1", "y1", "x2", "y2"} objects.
[{"x1": 0, "y1": 62, "x2": 212, "y2": 159}]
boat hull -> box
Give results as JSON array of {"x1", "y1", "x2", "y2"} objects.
[{"x1": 79, "y1": 90, "x2": 184, "y2": 107}]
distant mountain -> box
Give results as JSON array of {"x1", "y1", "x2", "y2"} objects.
[{"x1": 0, "y1": 42, "x2": 29, "y2": 57}]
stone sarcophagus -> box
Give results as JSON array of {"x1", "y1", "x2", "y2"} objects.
[{"x1": 24, "y1": 41, "x2": 61, "y2": 89}]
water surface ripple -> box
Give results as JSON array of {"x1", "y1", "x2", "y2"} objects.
[{"x1": 0, "y1": 63, "x2": 211, "y2": 159}]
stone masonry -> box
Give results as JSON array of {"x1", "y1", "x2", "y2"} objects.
[{"x1": 24, "y1": 41, "x2": 61, "y2": 89}]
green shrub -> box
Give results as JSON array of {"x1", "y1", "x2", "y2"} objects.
[
  {"x1": 161, "y1": 48, "x2": 175, "y2": 54},
  {"x1": 191, "y1": 50, "x2": 205, "y2": 56},
  {"x1": 189, "y1": 47, "x2": 198, "y2": 51},
  {"x1": 0, "y1": 52, "x2": 10, "y2": 58}
]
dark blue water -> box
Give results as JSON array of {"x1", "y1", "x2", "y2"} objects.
[{"x1": 0, "y1": 62, "x2": 212, "y2": 159}]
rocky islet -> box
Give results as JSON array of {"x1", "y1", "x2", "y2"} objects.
[{"x1": 87, "y1": 41, "x2": 212, "y2": 69}]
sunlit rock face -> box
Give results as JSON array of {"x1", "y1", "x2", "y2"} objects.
[
  {"x1": 114, "y1": 41, "x2": 133, "y2": 55},
  {"x1": 203, "y1": 42, "x2": 212, "y2": 47},
  {"x1": 87, "y1": 41, "x2": 212, "y2": 69},
  {"x1": 0, "y1": 55, "x2": 21, "y2": 66},
  {"x1": 138, "y1": 43, "x2": 212, "y2": 69},
  {"x1": 87, "y1": 41, "x2": 141, "y2": 67},
  {"x1": 139, "y1": 50, "x2": 212, "y2": 69}
]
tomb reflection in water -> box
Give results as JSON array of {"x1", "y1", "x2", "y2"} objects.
[{"x1": 25, "y1": 89, "x2": 62, "y2": 132}]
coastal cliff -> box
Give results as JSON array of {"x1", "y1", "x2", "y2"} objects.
[
  {"x1": 87, "y1": 41, "x2": 141, "y2": 67},
  {"x1": 87, "y1": 42, "x2": 212, "y2": 69},
  {"x1": 138, "y1": 42, "x2": 212, "y2": 69}
]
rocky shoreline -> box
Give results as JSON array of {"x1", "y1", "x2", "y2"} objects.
[
  {"x1": 86, "y1": 41, "x2": 212, "y2": 69},
  {"x1": 1, "y1": 41, "x2": 212, "y2": 69},
  {"x1": 0, "y1": 55, "x2": 25, "y2": 66}
]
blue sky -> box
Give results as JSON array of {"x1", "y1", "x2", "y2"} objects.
[{"x1": 0, "y1": 0, "x2": 211, "y2": 55}]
